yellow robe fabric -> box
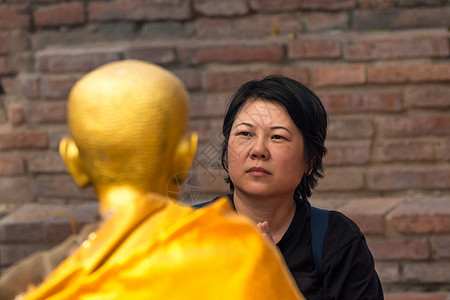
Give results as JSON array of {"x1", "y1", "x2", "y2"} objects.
[{"x1": 20, "y1": 195, "x2": 304, "y2": 300}]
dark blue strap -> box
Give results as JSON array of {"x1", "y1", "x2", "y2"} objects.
[
  {"x1": 310, "y1": 206, "x2": 329, "y2": 278},
  {"x1": 192, "y1": 200, "x2": 214, "y2": 209},
  {"x1": 193, "y1": 195, "x2": 231, "y2": 209}
]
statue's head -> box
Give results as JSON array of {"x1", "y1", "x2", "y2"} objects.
[{"x1": 59, "y1": 60, "x2": 197, "y2": 213}]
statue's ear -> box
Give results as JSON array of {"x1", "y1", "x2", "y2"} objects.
[
  {"x1": 59, "y1": 137, "x2": 91, "y2": 187},
  {"x1": 171, "y1": 132, "x2": 198, "y2": 184}
]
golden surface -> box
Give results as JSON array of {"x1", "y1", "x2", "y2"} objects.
[
  {"x1": 59, "y1": 60, "x2": 196, "y2": 216},
  {"x1": 21, "y1": 196, "x2": 303, "y2": 299},
  {"x1": 19, "y1": 60, "x2": 303, "y2": 299}
]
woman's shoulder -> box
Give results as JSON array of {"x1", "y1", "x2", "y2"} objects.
[
  {"x1": 324, "y1": 210, "x2": 367, "y2": 255},
  {"x1": 329, "y1": 210, "x2": 364, "y2": 237}
]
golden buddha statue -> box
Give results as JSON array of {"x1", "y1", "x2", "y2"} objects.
[{"x1": 18, "y1": 60, "x2": 303, "y2": 300}]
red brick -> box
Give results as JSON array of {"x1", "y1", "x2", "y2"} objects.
[
  {"x1": 7, "y1": 102, "x2": 26, "y2": 126},
  {"x1": 404, "y1": 85, "x2": 450, "y2": 109},
  {"x1": 17, "y1": 73, "x2": 40, "y2": 99},
  {"x1": 195, "y1": 0, "x2": 249, "y2": 16},
  {"x1": 376, "y1": 262, "x2": 400, "y2": 283},
  {"x1": 316, "y1": 167, "x2": 365, "y2": 192},
  {"x1": 339, "y1": 197, "x2": 404, "y2": 235},
  {"x1": 0, "y1": 130, "x2": 48, "y2": 150},
  {"x1": 299, "y1": 0, "x2": 356, "y2": 10},
  {"x1": 385, "y1": 292, "x2": 449, "y2": 300},
  {"x1": 31, "y1": 175, "x2": 96, "y2": 199},
  {"x1": 125, "y1": 44, "x2": 176, "y2": 65},
  {"x1": 173, "y1": 69, "x2": 202, "y2": 91},
  {"x1": 0, "y1": 6, "x2": 30, "y2": 29},
  {"x1": 203, "y1": 69, "x2": 268, "y2": 92},
  {"x1": 0, "y1": 244, "x2": 53, "y2": 266},
  {"x1": 48, "y1": 128, "x2": 70, "y2": 150},
  {"x1": 398, "y1": 0, "x2": 446, "y2": 6},
  {"x1": 180, "y1": 43, "x2": 284, "y2": 65},
  {"x1": 303, "y1": 12, "x2": 348, "y2": 32},
  {"x1": 319, "y1": 91, "x2": 402, "y2": 113},
  {"x1": 403, "y1": 262, "x2": 450, "y2": 283},
  {"x1": 0, "y1": 157, "x2": 25, "y2": 175},
  {"x1": 328, "y1": 118, "x2": 374, "y2": 139},
  {"x1": 210, "y1": 119, "x2": 223, "y2": 139},
  {"x1": 368, "y1": 63, "x2": 450, "y2": 84},
  {"x1": 34, "y1": 2, "x2": 85, "y2": 27},
  {"x1": 0, "y1": 177, "x2": 31, "y2": 202},
  {"x1": 0, "y1": 218, "x2": 44, "y2": 243},
  {"x1": 0, "y1": 32, "x2": 28, "y2": 55},
  {"x1": 139, "y1": 22, "x2": 193, "y2": 40},
  {"x1": 190, "y1": 93, "x2": 229, "y2": 118},
  {"x1": 354, "y1": 7, "x2": 450, "y2": 30},
  {"x1": 194, "y1": 134, "x2": 223, "y2": 171},
  {"x1": 313, "y1": 64, "x2": 366, "y2": 87},
  {"x1": 45, "y1": 213, "x2": 98, "y2": 243},
  {"x1": 27, "y1": 103, "x2": 66, "y2": 124},
  {"x1": 191, "y1": 169, "x2": 230, "y2": 194},
  {"x1": 0, "y1": 57, "x2": 16, "y2": 75},
  {"x1": 434, "y1": 236, "x2": 450, "y2": 259},
  {"x1": 288, "y1": 39, "x2": 341, "y2": 59},
  {"x1": 28, "y1": 151, "x2": 66, "y2": 173},
  {"x1": 194, "y1": 14, "x2": 302, "y2": 40},
  {"x1": 278, "y1": 66, "x2": 309, "y2": 85},
  {"x1": 0, "y1": 203, "x2": 98, "y2": 243},
  {"x1": 368, "y1": 238, "x2": 429, "y2": 260},
  {"x1": 324, "y1": 141, "x2": 371, "y2": 166},
  {"x1": 40, "y1": 75, "x2": 79, "y2": 99},
  {"x1": 0, "y1": 77, "x2": 16, "y2": 95},
  {"x1": 188, "y1": 119, "x2": 212, "y2": 142},
  {"x1": 4, "y1": 0, "x2": 63, "y2": 2},
  {"x1": 0, "y1": 33, "x2": 9, "y2": 55},
  {"x1": 0, "y1": 113, "x2": 5, "y2": 126},
  {"x1": 344, "y1": 33, "x2": 449, "y2": 61},
  {"x1": 374, "y1": 139, "x2": 437, "y2": 162},
  {"x1": 89, "y1": 0, "x2": 191, "y2": 21},
  {"x1": 378, "y1": 114, "x2": 450, "y2": 137},
  {"x1": 203, "y1": 66, "x2": 309, "y2": 92},
  {"x1": 389, "y1": 197, "x2": 450, "y2": 234},
  {"x1": 367, "y1": 168, "x2": 450, "y2": 191},
  {"x1": 36, "y1": 47, "x2": 122, "y2": 72},
  {"x1": 443, "y1": 138, "x2": 450, "y2": 161},
  {"x1": 249, "y1": 0, "x2": 302, "y2": 12},
  {"x1": 359, "y1": 0, "x2": 395, "y2": 8}
]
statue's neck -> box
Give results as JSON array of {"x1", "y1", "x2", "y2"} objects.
[{"x1": 95, "y1": 185, "x2": 147, "y2": 219}]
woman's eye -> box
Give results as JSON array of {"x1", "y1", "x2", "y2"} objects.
[
  {"x1": 238, "y1": 131, "x2": 251, "y2": 136},
  {"x1": 272, "y1": 135, "x2": 285, "y2": 140}
]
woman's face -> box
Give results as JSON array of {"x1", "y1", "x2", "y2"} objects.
[{"x1": 227, "y1": 98, "x2": 307, "y2": 200}]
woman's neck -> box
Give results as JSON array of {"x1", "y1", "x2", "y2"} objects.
[{"x1": 233, "y1": 190, "x2": 296, "y2": 244}]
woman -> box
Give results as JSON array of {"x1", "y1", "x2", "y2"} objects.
[{"x1": 209, "y1": 75, "x2": 383, "y2": 299}]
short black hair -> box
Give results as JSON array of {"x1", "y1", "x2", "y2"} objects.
[{"x1": 221, "y1": 75, "x2": 328, "y2": 201}]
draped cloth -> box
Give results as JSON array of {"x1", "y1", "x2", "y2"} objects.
[{"x1": 20, "y1": 195, "x2": 303, "y2": 300}]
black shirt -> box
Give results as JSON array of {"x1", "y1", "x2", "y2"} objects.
[
  {"x1": 202, "y1": 195, "x2": 384, "y2": 300},
  {"x1": 278, "y1": 198, "x2": 383, "y2": 300}
]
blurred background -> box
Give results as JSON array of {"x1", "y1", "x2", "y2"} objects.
[{"x1": 0, "y1": 0, "x2": 449, "y2": 298}]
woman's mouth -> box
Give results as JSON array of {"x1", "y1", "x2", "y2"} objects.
[{"x1": 247, "y1": 167, "x2": 271, "y2": 176}]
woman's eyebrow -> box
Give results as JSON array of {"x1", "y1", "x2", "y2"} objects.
[
  {"x1": 234, "y1": 122, "x2": 253, "y2": 129},
  {"x1": 271, "y1": 126, "x2": 292, "y2": 134}
]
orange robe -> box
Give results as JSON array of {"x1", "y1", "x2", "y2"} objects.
[{"x1": 20, "y1": 195, "x2": 304, "y2": 300}]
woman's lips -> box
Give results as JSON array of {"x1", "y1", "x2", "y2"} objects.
[{"x1": 247, "y1": 167, "x2": 271, "y2": 176}]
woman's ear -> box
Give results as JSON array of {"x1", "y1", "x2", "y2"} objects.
[
  {"x1": 171, "y1": 132, "x2": 198, "y2": 184},
  {"x1": 59, "y1": 137, "x2": 91, "y2": 187},
  {"x1": 305, "y1": 158, "x2": 314, "y2": 176}
]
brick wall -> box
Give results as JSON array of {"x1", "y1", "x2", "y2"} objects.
[{"x1": 0, "y1": 0, "x2": 449, "y2": 297}]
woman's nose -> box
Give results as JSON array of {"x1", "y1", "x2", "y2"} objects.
[{"x1": 249, "y1": 139, "x2": 270, "y2": 160}]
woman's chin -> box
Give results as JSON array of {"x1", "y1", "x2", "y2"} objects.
[{"x1": 236, "y1": 186, "x2": 277, "y2": 198}]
